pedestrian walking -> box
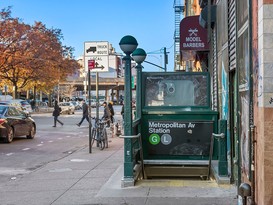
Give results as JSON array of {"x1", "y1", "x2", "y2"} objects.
[
  {"x1": 76, "y1": 100, "x2": 89, "y2": 127},
  {"x1": 52, "y1": 101, "x2": 63, "y2": 127},
  {"x1": 30, "y1": 99, "x2": 35, "y2": 111},
  {"x1": 108, "y1": 101, "x2": 115, "y2": 123}
]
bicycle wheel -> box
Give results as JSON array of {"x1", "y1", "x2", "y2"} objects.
[
  {"x1": 103, "y1": 128, "x2": 108, "y2": 148},
  {"x1": 98, "y1": 135, "x2": 105, "y2": 150}
]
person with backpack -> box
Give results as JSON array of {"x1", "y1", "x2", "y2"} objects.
[{"x1": 108, "y1": 101, "x2": 115, "y2": 123}]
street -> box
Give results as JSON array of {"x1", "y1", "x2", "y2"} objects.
[{"x1": 0, "y1": 105, "x2": 123, "y2": 184}]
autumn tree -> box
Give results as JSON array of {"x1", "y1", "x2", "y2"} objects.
[{"x1": 0, "y1": 7, "x2": 80, "y2": 98}]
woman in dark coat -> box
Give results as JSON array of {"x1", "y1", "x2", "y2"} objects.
[{"x1": 52, "y1": 101, "x2": 63, "y2": 127}]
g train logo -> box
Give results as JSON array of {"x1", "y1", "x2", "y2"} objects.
[{"x1": 149, "y1": 133, "x2": 172, "y2": 145}]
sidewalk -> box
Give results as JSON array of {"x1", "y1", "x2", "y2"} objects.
[{"x1": 0, "y1": 136, "x2": 237, "y2": 205}]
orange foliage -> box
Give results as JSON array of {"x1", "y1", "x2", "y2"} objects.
[{"x1": 0, "y1": 7, "x2": 80, "y2": 97}]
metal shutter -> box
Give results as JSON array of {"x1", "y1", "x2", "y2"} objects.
[
  {"x1": 212, "y1": 29, "x2": 218, "y2": 111},
  {"x1": 228, "y1": 0, "x2": 236, "y2": 71}
]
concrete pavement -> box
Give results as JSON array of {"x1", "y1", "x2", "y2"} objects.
[{"x1": 0, "y1": 134, "x2": 237, "y2": 205}]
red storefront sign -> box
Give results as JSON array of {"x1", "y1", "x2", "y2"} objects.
[{"x1": 180, "y1": 15, "x2": 209, "y2": 51}]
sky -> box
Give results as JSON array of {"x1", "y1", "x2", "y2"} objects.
[{"x1": 1, "y1": 0, "x2": 178, "y2": 71}]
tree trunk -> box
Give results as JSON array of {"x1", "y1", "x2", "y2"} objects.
[
  {"x1": 33, "y1": 85, "x2": 37, "y2": 100},
  {"x1": 13, "y1": 84, "x2": 18, "y2": 99}
]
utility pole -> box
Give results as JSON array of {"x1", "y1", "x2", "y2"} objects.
[
  {"x1": 164, "y1": 47, "x2": 168, "y2": 72},
  {"x1": 146, "y1": 47, "x2": 168, "y2": 72}
]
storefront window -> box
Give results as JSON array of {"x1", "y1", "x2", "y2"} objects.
[{"x1": 238, "y1": 0, "x2": 248, "y2": 28}]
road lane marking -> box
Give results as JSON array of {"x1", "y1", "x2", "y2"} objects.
[
  {"x1": 70, "y1": 159, "x2": 89, "y2": 162},
  {"x1": 37, "y1": 144, "x2": 43, "y2": 146},
  {"x1": 49, "y1": 168, "x2": 72, "y2": 172},
  {"x1": 48, "y1": 140, "x2": 53, "y2": 143},
  {"x1": 22, "y1": 148, "x2": 30, "y2": 151},
  {"x1": 0, "y1": 167, "x2": 31, "y2": 175},
  {"x1": 6, "y1": 153, "x2": 13, "y2": 156}
]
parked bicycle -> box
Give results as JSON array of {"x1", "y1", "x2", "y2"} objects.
[{"x1": 91, "y1": 117, "x2": 109, "y2": 150}]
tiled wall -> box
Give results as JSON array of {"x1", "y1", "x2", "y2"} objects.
[
  {"x1": 257, "y1": 3, "x2": 273, "y2": 204},
  {"x1": 258, "y1": 4, "x2": 273, "y2": 108}
]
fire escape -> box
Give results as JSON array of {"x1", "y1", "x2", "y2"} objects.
[{"x1": 173, "y1": 0, "x2": 184, "y2": 71}]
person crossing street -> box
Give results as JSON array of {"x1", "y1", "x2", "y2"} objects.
[
  {"x1": 52, "y1": 101, "x2": 63, "y2": 127},
  {"x1": 76, "y1": 100, "x2": 89, "y2": 127}
]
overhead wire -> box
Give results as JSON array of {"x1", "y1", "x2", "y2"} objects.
[{"x1": 146, "y1": 43, "x2": 174, "y2": 54}]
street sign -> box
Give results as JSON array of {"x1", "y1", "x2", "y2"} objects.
[
  {"x1": 84, "y1": 41, "x2": 109, "y2": 72},
  {"x1": 88, "y1": 59, "x2": 95, "y2": 70},
  {"x1": 84, "y1": 56, "x2": 108, "y2": 72},
  {"x1": 85, "y1": 42, "x2": 109, "y2": 56}
]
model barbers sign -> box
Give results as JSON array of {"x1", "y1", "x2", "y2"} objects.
[{"x1": 180, "y1": 15, "x2": 209, "y2": 51}]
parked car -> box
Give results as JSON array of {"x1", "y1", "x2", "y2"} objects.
[
  {"x1": 0, "y1": 99, "x2": 32, "y2": 113},
  {"x1": 17, "y1": 99, "x2": 32, "y2": 113},
  {"x1": 59, "y1": 102, "x2": 75, "y2": 115},
  {"x1": 70, "y1": 101, "x2": 82, "y2": 110},
  {"x1": 99, "y1": 99, "x2": 105, "y2": 106},
  {"x1": 0, "y1": 100, "x2": 23, "y2": 112},
  {"x1": 87, "y1": 99, "x2": 97, "y2": 108},
  {"x1": 0, "y1": 105, "x2": 36, "y2": 143},
  {"x1": 37, "y1": 102, "x2": 54, "y2": 113},
  {"x1": 91, "y1": 99, "x2": 97, "y2": 108},
  {"x1": 0, "y1": 95, "x2": 13, "y2": 101}
]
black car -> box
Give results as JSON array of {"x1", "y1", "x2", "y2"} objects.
[{"x1": 0, "y1": 105, "x2": 36, "y2": 143}]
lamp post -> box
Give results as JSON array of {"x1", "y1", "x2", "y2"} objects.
[
  {"x1": 132, "y1": 48, "x2": 147, "y2": 119},
  {"x1": 119, "y1": 35, "x2": 138, "y2": 185}
]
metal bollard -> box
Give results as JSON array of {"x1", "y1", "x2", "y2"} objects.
[{"x1": 238, "y1": 183, "x2": 251, "y2": 205}]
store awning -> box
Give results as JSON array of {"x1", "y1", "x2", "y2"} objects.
[{"x1": 180, "y1": 15, "x2": 209, "y2": 52}]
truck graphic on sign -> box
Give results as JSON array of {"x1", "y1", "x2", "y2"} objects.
[{"x1": 86, "y1": 46, "x2": 96, "y2": 53}]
